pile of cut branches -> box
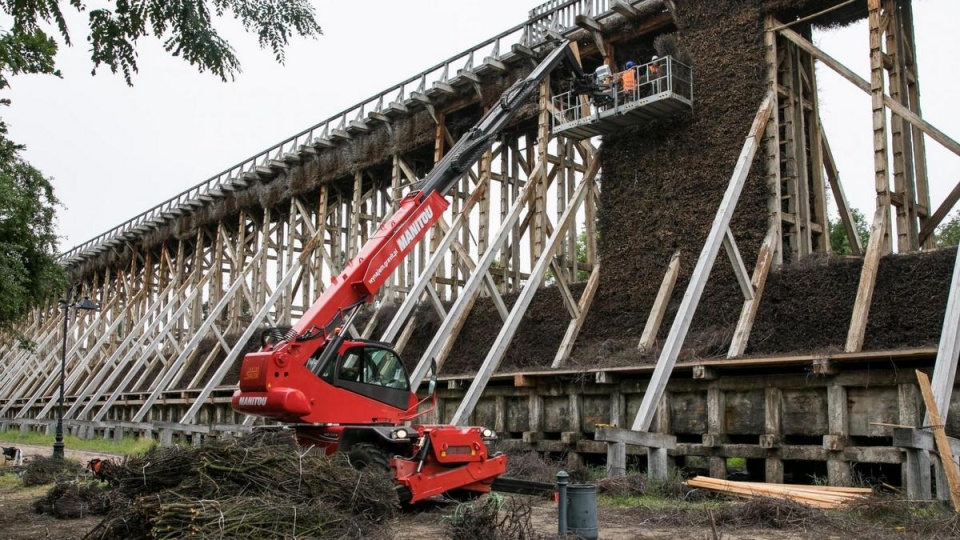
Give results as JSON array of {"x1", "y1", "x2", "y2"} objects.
[
  {"x1": 34, "y1": 480, "x2": 112, "y2": 518},
  {"x1": 21, "y1": 456, "x2": 85, "y2": 486},
  {"x1": 84, "y1": 429, "x2": 398, "y2": 539}
]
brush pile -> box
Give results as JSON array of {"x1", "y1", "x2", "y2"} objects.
[
  {"x1": 34, "y1": 480, "x2": 112, "y2": 518},
  {"x1": 84, "y1": 429, "x2": 399, "y2": 539},
  {"x1": 21, "y1": 456, "x2": 85, "y2": 486},
  {"x1": 686, "y1": 476, "x2": 872, "y2": 508}
]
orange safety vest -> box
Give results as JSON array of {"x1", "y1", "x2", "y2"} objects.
[{"x1": 622, "y1": 69, "x2": 637, "y2": 92}]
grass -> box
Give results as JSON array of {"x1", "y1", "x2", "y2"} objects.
[
  {"x1": 726, "y1": 457, "x2": 747, "y2": 469},
  {"x1": 0, "y1": 473, "x2": 21, "y2": 490},
  {"x1": 600, "y1": 493, "x2": 722, "y2": 510},
  {"x1": 0, "y1": 431, "x2": 154, "y2": 456}
]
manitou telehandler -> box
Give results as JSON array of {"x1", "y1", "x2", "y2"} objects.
[{"x1": 233, "y1": 40, "x2": 594, "y2": 504}]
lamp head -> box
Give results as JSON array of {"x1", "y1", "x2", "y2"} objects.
[{"x1": 75, "y1": 297, "x2": 99, "y2": 311}]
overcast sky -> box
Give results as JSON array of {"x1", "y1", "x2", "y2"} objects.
[{"x1": 2, "y1": 0, "x2": 958, "y2": 252}]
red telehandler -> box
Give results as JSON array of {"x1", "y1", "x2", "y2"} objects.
[{"x1": 233, "y1": 41, "x2": 592, "y2": 504}]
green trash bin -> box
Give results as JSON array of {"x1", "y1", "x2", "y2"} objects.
[{"x1": 566, "y1": 483, "x2": 598, "y2": 539}]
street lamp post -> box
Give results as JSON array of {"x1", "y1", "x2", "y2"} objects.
[{"x1": 53, "y1": 295, "x2": 99, "y2": 459}]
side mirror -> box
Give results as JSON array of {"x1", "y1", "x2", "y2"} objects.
[{"x1": 427, "y1": 358, "x2": 438, "y2": 395}]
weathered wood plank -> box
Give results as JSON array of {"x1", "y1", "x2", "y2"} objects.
[
  {"x1": 595, "y1": 427, "x2": 677, "y2": 450},
  {"x1": 845, "y1": 206, "x2": 888, "y2": 352},
  {"x1": 728, "y1": 225, "x2": 777, "y2": 357},
  {"x1": 777, "y1": 24, "x2": 960, "y2": 159},
  {"x1": 630, "y1": 93, "x2": 773, "y2": 432},
  {"x1": 915, "y1": 370, "x2": 960, "y2": 511},
  {"x1": 637, "y1": 250, "x2": 681, "y2": 352},
  {"x1": 927, "y1": 242, "x2": 960, "y2": 422}
]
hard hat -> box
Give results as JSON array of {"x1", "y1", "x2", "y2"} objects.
[
  {"x1": 652, "y1": 55, "x2": 659, "y2": 60},
  {"x1": 625, "y1": 61, "x2": 635, "y2": 69}
]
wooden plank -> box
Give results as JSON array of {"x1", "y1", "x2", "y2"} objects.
[
  {"x1": 868, "y1": 0, "x2": 891, "y2": 252},
  {"x1": 927, "y1": 246, "x2": 960, "y2": 424},
  {"x1": 728, "y1": 225, "x2": 777, "y2": 357},
  {"x1": 637, "y1": 250, "x2": 681, "y2": 352},
  {"x1": 630, "y1": 93, "x2": 773, "y2": 433},
  {"x1": 764, "y1": 16, "x2": 783, "y2": 266},
  {"x1": 893, "y1": 428, "x2": 960, "y2": 457},
  {"x1": 449, "y1": 156, "x2": 601, "y2": 425},
  {"x1": 777, "y1": 24, "x2": 960, "y2": 159},
  {"x1": 595, "y1": 427, "x2": 677, "y2": 450},
  {"x1": 406, "y1": 162, "x2": 547, "y2": 390},
  {"x1": 552, "y1": 263, "x2": 602, "y2": 368},
  {"x1": 919, "y1": 180, "x2": 960, "y2": 244},
  {"x1": 915, "y1": 370, "x2": 960, "y2": 511},
  {"x1": 845, "y1": 206, "x2": 887, "y2": 352},
  {"x1": 822, "y1": 132, "x2": 863, "y2": 255},
  {"x1": 723, "y1": 227, "x2": 754, "y2": 300}
]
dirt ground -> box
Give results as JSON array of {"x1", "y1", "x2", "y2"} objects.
[{"x1": 0, "y1": 478, "x2": 851, "y2": 540}]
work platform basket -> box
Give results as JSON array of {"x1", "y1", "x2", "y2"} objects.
[{"x1": 552, "y1": 56, "x2": 693, "y2": 140}]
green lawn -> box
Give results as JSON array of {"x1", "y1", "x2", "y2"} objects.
[{"x1": 0, "y1": 431, "x2": 154, "y2": 456}]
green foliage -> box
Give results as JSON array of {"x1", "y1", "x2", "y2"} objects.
[
  {"x1": 829, "y1": 208, "x2": 870, "y2": 255},
  {"x1": 935, "y1": 211, "x2": 960, "y2": 248},
  {"x1": 0, "y1": 0, "x2": 323, "y2": 84},
  {"x1": 0, "y1": 124, "x2": 65, "y2": 329},
  {"x1": 0, "y1": 430, "x2": 155, "y2": 456},
  {"x1": 0, "y1": 2, "x2": 322, "y2": 331},
  {"x1": 545, "y1": 231, "x2": 593, "y2": 284}
]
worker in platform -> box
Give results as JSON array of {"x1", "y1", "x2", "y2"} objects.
[
  {"x1": 621, "y1": 60, "x2": 638, "y2": 95},
  {"x1": 648, "y1": 55, "x2": 662, "y2": 94}
]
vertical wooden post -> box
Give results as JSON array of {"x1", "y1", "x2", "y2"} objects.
[
  {"x1": 899, "y1": 382, "x2": 931, "y2": 499},
  {"x1": 764, "y1": 387, "x2": 784, "y2": 483},
  {"x1": 869, "y1": 0, "x2": 892, "y2": 251},
  {"x1": 707, "y1": 383, "x2": 727, "y2": 479},
  {"x1": 826, "y1": 384, "x2": 853, "y2": 486}
]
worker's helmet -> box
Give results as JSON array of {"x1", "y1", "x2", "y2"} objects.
[
  {"x1": 625, "y1": 61, "x2": 636, "y2": 69},
  {"x1": 652, "y1": 55, "x2": 659, "y2": 61}
]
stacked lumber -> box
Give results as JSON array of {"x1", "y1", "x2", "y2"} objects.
[{"x1": 685, "y1": 476, "x2": 872, "y2": 509}]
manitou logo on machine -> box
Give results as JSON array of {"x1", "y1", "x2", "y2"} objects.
[
  {"x1": 238, "y1": 396, "x2": 267, "y2": 407},
  {"x1": 396, "y1": 207, "x2": 434, "y2": 251}
]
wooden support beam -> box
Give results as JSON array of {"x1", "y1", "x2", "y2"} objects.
[
  {"x1": 822, "y1": 133, "x2": 863, "y2": 255},
  {"x1": 637, "y1": 250, "x2": 680, "y2": 353},
  {"x1": 919, "y1": 179, "x2": 960, "y2": 244},
  {"x1": 915, "y1": 370, "x2": 960, "y2": 511},
  {"x1": 845, "y1": 206, "x2": 888, "y2": 353},
  {"x1": 893, "y1": 428, "x2": 960, "y2": 457},
  {"x1": 728, "y1": 224, "x2": 778, "y2": 357},
  {"x1": 926, "y1": 244, "x2": 960, "y2": 424},
  {"x1": 868, "y1": 0, "x2": 891, "y2": 252},
  {"x1": 408, "y1": 161, "x2": 547, "y2": 390},
  {"x1": 723, "y1": 228, "x2": 753, "y2": 301},
  {"x1": 552, "y1": 263, "x2": 602, "y2": 368},
  {"x1": 611, "y1": 0, "x2": 639, "y2": 18},
  {"x1": 595, "y1": 427, "x2": 677, "y2": 450},
  {"x1": 450, "y1": 155, "x2": 600, "y2": 426},
  {"x1": 630, "y1": 93, "x2": 773, "y2": 433},
  {"x1": 777, "y1": 25, "x2": 960, "y2": 159}
]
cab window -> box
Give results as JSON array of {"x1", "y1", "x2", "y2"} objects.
[{"x1": 336, "y1": 347, "x2": 409, "y2": 390}]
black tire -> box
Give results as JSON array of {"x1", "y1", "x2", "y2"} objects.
[{"x1": 347, "y1": 443, "x2": 391, "y2": 473}]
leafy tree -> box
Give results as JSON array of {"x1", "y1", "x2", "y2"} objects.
[
  {"x1": 0, "y1": 123, "x2": 65, "y2": 329},
  {"x1": 935, "y1": 211, "x2": 960, "y2": 248},
  {"x1": 0, "y1": 1, "x2": 322, "y2": 330},
  {"x1": 828, "y1": 208, "x2": 870, "y2": 255},
  {"x1": 0, "y1": 0, "x2": 323, "y2": 84}
]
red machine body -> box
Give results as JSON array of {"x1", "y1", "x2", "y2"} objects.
[{"x1": 232, "y1": 42, "x2": 587, "y2": 503}]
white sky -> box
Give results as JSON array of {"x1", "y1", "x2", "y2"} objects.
[{"x1": 2, "y1": 0, "x2": 958, "y2": 251}]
